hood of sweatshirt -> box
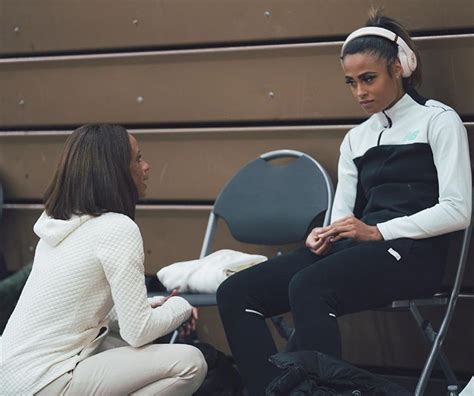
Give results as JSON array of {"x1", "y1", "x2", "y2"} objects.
[{"x1": 33, "y1": 211, "x2": 93, "y2": 247}]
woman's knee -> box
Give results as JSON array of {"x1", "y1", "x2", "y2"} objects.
[
  {"x1": 289, "y1": 269, "x2": 317, "y2": 300},
  {"x1": 179, "y1": 344, "x2": 208, "y2": 379},
  {"x1": 180, "y1": 345, "x2": 207, "y2": 391},
  {"x1": 216, "y1": 271, "x2": 249, "y2": 310},
  {"x1": 288, "y1": 266, "x2": 330, "y2": 305},
  {"x1": 288, "y1": 266, "x2": 342, "y2": 321}
]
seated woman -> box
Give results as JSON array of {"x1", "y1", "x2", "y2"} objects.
[
  {"x1": 1, "y1": 124, "x2": 207, "y2": 395},
  {"x1": 216, "y1": 10, "x2": 471, "y2": 396}
]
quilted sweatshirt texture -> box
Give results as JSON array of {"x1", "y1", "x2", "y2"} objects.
[{"x1": 0, "y1": 211, "x2": 192, "y2": 395}]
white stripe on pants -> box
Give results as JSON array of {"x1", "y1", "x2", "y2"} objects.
[{"x1": 36, "y1": 342, "x2": 207, "y2": 396}]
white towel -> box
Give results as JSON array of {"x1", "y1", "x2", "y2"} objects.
[{"x1": 157, "y1": 249, "x2": 267, "y2": 293}]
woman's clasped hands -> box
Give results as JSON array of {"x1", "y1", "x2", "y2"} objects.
[
  {"x1": 305, "y1": 215, "x2": 383, "y2": 255},
  {"x1": 150, "y1": 289, "x2": 198, "y2": 338}
]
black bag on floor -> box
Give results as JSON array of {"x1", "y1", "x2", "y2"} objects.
[
  {"x1": 266, "y1": 350, "x2": 413, "y2": 396},
  {"x1": 193, "y1": 342, "x2": 244, "y2": 396}
]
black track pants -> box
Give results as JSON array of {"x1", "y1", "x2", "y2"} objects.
[{"x1": 217, "y1": 237, "x2": 445, "y2": 396}]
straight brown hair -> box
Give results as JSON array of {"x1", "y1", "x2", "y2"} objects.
[{"x1": 44, "y1": 124, "x2": 138, "y2": 220}]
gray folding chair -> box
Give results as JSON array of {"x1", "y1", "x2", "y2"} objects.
[
  {"x1": 150, "y1": 149, "x2": 334, "y2": 341},
  {"x1": 385, "y1": 201, "x2": 473, "y2": 396},
  {"x1": 277, "y1": 200, "x2": 472, "y2": 394}
]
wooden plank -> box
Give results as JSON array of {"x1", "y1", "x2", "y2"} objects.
[
  {"x1": 3, "y1": 205, "x2": 474, "y2": 284},
  {"x1": 339, "y1": 302, "x2": 474, "y2": 371},
  {"x1": 0, "y1": 126, "x2": 347, "y2": 201},
  {"x1": 1, "y1": 0, "x2": 472, "y2": 55},
  {"x1": 1, "y1": 124, "x2": 472, "y2": 202},
  {"x1": 1, "y1": 36, "x2": 473, "y2": 128},
  {"x1": 0, "y1": 206, "x2": 299, "y2": 274}
]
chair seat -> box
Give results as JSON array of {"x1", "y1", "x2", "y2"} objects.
[
  {"x1": 387, "y1": 292, "x2": 474, "y2": 310},
  {"x1": 148, "y1": 292, "x2": 217, "y2": 306},
  {"x1": 375, "y1": 294, "x2": 449, "y2": 312}
]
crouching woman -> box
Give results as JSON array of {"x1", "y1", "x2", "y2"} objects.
[{"x1": 1, "y1": 124, "x2": 207, "y2": 395}]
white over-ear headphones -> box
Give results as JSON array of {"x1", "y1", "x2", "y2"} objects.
[{"x1": 340, "y1": 26, "x2": 417, "y2": 78}]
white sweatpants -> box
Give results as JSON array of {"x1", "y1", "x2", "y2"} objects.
[{"x1": 36, "y1": 340, "x2": 207, "y2": 396}]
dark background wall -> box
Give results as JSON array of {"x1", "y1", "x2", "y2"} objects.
[{"x1": 1, "y1": 0, "x2": 473, "y2": 383}]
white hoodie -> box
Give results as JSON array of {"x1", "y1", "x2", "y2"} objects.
[{"x1": 0, "y1": 211, "x2": 191, "y2": 395}]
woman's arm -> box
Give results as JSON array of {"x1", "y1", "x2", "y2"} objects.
[
  {"x1": 97, "y1": 215, "x2": 192, "y2": 347},
  {"x1": 307, "y1": 131, "x2": 377, "y2": 253},
  {"x1": 331, "y1": 132, "x2": 359, "y2": 222},
  {"x1": 377, "y1": 110, "x2": 472, "y2": 240}
]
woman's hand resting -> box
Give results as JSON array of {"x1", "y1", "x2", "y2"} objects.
[
  {"x1": 150, "y1": 289, "x2": 198, "y2": 338},
  {"x1": 305, "y1": 227, "x2": 333, "y2": 256},
  {"x1": 150, "y1": 289, "x2": 179, "y2": 308},
  {"x1": 179, "y1": 307, "x2": 198, "y2": 338},
  {"x1": 306, "y1": 215, "x2": 383, "y2": 255}
]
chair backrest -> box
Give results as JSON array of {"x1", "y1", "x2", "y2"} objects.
[
  {"x1": 391, "y1": 196, "x2": 473, "y2": 310},
  {"x1": 433, "y1": 192, "x2": 473, "y2": 302},
  {"x1": 201, "y1": 150, "x2": 333, "y2": 257},
  {"x1": 443, "y1": 201, "x2": 473, "y2": 307},
  {"x1": 447, "y1": 228, "x2": 472, "y2": 288}
]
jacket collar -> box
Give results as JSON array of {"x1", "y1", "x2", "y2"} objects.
[{"x1": 373, "y1": 93, "x2": 416, "y2": 129}]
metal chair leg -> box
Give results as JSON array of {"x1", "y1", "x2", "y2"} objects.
[
  {"x1": 419, "y1": 319, "x2": 458, "y2": 385},
  {"x1": 409, "y1": 303, "x2": 458, "y2": 395}
]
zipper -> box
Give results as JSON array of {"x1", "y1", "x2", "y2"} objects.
[{"x1": 377, "y1": 111, "x2": 393, "y2": 145}]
